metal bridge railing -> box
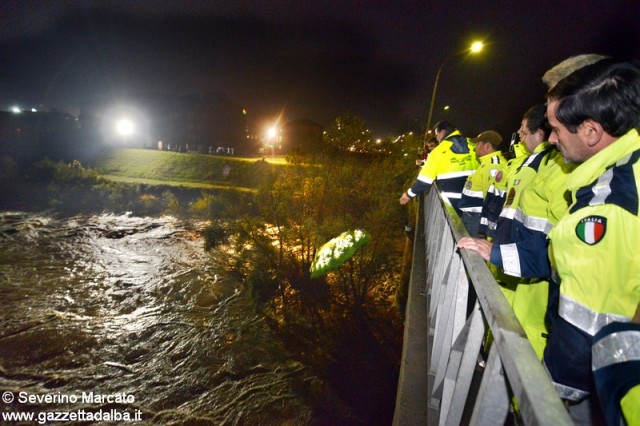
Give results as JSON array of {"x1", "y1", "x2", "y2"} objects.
[{"x1": 393, "y1": 187, "x2": 573, "y2": 426}]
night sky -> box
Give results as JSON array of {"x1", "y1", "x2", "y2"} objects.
[{"x1": 2, "y1": 0, "x2": 640, "y2": 139}]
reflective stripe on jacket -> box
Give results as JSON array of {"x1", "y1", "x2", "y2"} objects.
[
  {"x1": 592, "y1": 322, "x2": 640, "y2": 426},
  {"x1": 407, "y1": 130, "x2": 478, "y2": 211},
  {"x1": 459, "y1": 151, "x2": 507, "y2": 213},
  {"x1": 545, "y1": 129, "x2": 640, "y2": 400}
]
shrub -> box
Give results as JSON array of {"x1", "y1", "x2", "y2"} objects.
[{"x1": 202, "y1": 222, "x2": 227, "y2": 250}]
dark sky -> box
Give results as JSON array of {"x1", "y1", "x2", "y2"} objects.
[{"x1": 1, "y1": 0, "x2": 639, "y2": 138}]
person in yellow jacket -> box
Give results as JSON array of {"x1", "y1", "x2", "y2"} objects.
[
  {"x1": 543, "y1": 59, "x2": 640, "y2": 424},
  {"x1": 459, "y1": 130, "x2": 507, "y2": 236},
  {"x1": 479, "y1": 105, "x2": 552, "y2": 242},
  {"x1": 400, "y1": 121, "x2": 478, "y2": 214},
  {"x1": 459, "y1": 104, "x2": 576, "y2": 360}
]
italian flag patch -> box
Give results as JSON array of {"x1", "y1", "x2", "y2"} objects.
[{"x1": 575, "y1": 216, "x2": 607, "y2": 245}]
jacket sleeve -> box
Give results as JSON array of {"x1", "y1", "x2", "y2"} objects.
[
  {"x1": 407, "y1": 148, "x2": 440, "y2": 197},
  {"x1": 479, "y1": 181, "x2": 506, "y2": 237},
  {"x1": 407, "y1": 180, "x2": 432, "y2": 198},
  {"x1": 489, "y1": 224, "x2": 551, "y2": 279}
]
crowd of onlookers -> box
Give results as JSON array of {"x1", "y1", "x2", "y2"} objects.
[{"x1": 401, "y1": 55, "x2": 640, "y2": 426}]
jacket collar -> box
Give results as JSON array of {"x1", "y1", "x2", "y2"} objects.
[{"x1": 567, "y1": 129, "x2": 640, "y2": 191}]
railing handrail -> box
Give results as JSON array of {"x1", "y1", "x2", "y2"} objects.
[{"x1": 393, "y1": 187, "x2": 573, "y2": 425}]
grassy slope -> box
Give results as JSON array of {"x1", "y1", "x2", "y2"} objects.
[{"x1": 95, "y1": 148, "x2": 287, "y2": 190}]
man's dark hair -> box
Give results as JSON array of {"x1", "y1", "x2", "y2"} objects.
[
  {"x1": 434, "y1": 120, "x2": 456, "y2": 136},
  {"x1": 547, "y1": 59, "x2": 640, "y2": 136},
  {"x1": 523, "y1": 104, "x2": 549, "y2": 139}
]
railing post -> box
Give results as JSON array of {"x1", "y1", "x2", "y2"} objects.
[{"x1": 469, "y1": 343, "x2": 510, "y2": 425}]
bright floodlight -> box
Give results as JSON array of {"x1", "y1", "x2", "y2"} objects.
[
  {"x1": 267, "y1": 126, "x2": 277, "y2": 141},
  {"x1": 116, "y1": 119, "x2": 134, "y2": 137},
  {"x1": 470, "y1": 41, "x2": 484, "y2": 53},
  {"x1": 11, "y1": 106, "x2": 21, "y2": 114}
]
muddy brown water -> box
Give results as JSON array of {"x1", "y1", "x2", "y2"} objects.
[{"x1": 0, "y1": 212, "x2": 354, "y2": 425}]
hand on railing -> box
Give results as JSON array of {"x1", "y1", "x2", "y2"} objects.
[{"x1": 457, "y1": 237, "x2": 492, "y2": 261}]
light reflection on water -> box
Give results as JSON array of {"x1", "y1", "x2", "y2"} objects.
[{"x1": 0, "y1": 212, "x2": 331, "y2": 424}]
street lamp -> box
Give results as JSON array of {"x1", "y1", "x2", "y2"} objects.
[
  {"x1": 266, "y1": 125, "x2": 278, "y2": 158},
  {"x1": 424, "y1": 41, "x2": 484, "y2": 140}
]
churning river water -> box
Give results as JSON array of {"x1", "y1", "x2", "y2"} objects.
[{"x1": 0, "y1": 212, "x2": 346, "y2": 425}]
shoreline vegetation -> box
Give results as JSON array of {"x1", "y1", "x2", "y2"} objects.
[{"x1": 1, "y1": 144, "x2": 415, "y2": 424}]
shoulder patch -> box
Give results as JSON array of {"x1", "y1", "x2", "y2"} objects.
[
  {"x1": 575, "y1": 216, "x2": 607, "y2": 245},
  {"x1": 495, "y1": 171, "x2": 503, "y2": 183},
  {"x1": 465, "y1": 181, "x2": 472, "y2": 189}
]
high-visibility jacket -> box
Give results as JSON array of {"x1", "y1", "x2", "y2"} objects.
[
  {"x1": 459, "y1": 151, "x2": 508, "y2": 214},
  {"x1": 488, "y1": 144, "x2": 575, "y2": 278},
  {"x1": 592, "y1": 322, "x2": 640, "y2": 426},
  {"x1": 487, "y1": 144, "x2": 575, "y2": 359},
  {"x1": 544, "y1": 129, "x2": 640, "y2": 401},
  {"x1": 478, "y1": 154, "x2": 529, "y2": 239},
  {"x1": 479, "y1": 143, "x2": 540, "y2": 240},
  {"x1": 406, "y1": 130, "x2": 478, "y2": 212}
]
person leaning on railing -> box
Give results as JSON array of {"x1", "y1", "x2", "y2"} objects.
[
  {"x1": 478, "y1": 104, "x2": 551, "y2": 243},
  {"x1": 457, "y1": 55, "x2": 610, "y2": 425},
  {"x1": 543, "y1": 58, "x2": 640, "y2": 426},
  {"x1": 400, "y1": 120, "x2": 478, "y2": 215},
  {"x1": 462, "y1": 104, "x2": 569, "y2": 361},
  {"x1": 458, "y1": 130, "x2": 507, "y2": 237}
]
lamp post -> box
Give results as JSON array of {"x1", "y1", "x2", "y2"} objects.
[{"x1": 424, "y1": 41, "x2": 484, "y2": 141}]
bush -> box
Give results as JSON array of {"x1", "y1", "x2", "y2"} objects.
[
  {"x1": 246, "y1": 267, "x2": 281, "y2": 311},
  {"x1": 162, "y1": 190, "x2": 182, "y2": 216},
  {"x1": 202, "y1": 222, "x2": 227, "y2": 250},
  {"x1": 138, "y1": 194, "x2": 161, "y2": 215}
]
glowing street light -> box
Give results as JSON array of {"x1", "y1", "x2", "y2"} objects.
[
  {"x1": 116, "y1": 118, "x2": 134, "y2": 137},
  {"x1": 267, "y1": 126, "x2": 277, "y2": 141},
  {"x1": 470, "y1": 41, "x2": 484, "y2": 53},
  {"x1": 266, "y1": 125, "x2": 279, "y2": 158},
  {"x1": 424, "y1": 41, "x2": 485, "y2": 140}
]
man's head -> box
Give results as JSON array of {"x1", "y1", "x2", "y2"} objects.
[
  {"x1": 425, "y1": 137, "x2": 438, "y2": 152},
  {"x1": 471, "y1": 130, "x2": 502, "y2": 158},
  {"x1": 519, "y1": 104, "x2": 548, "y2": 153},
  {"x1": 546, "y1": 59, "x2": 640, "y2": 163},
  {"x1": 434, "y1": 120, "x2": 455, "y2": 142},
  {"x1": 542, "y1": 54, "x2": 608, "y2": 90}
]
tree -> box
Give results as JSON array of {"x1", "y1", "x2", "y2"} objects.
[
  {"x1": 323, "y1": 114, "x2": 373, "y2": 153},
  {"x1": 210, "y1": 115, "x2": 408, "y2": 329}
]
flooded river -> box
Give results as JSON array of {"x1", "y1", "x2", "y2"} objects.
[{"x1": 0, "y1": 212, "x2": 348, "y2": 425}]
